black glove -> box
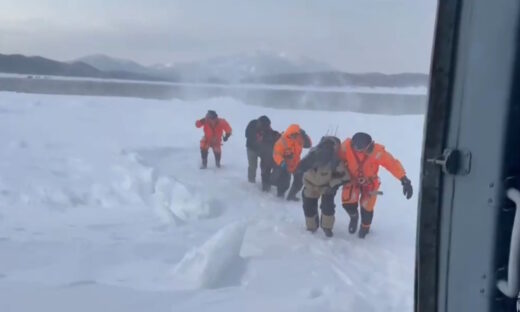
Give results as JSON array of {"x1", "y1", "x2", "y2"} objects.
[
  {"x1": 223, "y1": 133, "x2": 231, "y2": 142},
  {"x1": 300, "y1": 129, "x2": 312, "y2": 148},
  {"x1": 199, "y1": 118, "x2": 206, "y2": 124},
  {"x1": 401, "y1": 176, "x2": 413, "y2": 199}
]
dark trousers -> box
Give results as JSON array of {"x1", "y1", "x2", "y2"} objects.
[
  {"x1": 287, "y1": 169, "x2": 304, "y2": 198},
  {"x1": 247, "y1": 148, "x2": 259, "y2": 182},
  {"x1": 247, "y1": 148, "x2": 274, "y2": 188},
  {"x1": 273, "y1": 166, "x2": 291, "y2": 196},
  {"x1": 272, "y1": 165, "x2": 305, "y2": 197},
  {"x1": 201, "y1": 149, "x2": 220, "y2": 166},
  {"x1": 303, "y1": 191, "x2": 336, "y2": 218},
  {"x1": 343, "y1": 203, "x2": 374, "y2": 228}
]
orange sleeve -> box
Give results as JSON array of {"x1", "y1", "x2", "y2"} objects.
[
  {"x1": 222, "y1": 119, "x2": 232, "y2": 135},
  {"x1": 273, "y1": 140, "x2": 284, "y2": 165},
  {"x1": 195, "y1": 119, "x2": 204, "y2": 128},
  {"x1": 376, "y1": 147, "x2": 406, "y2": 180}
]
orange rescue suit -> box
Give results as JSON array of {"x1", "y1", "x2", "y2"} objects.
[
  {"x1": 195, "y1": 118, "x2": 232, "y2": 153},
  {"x1": 339, "y1": 138, "x2": 405, "y2": 211},
  {"x1": 273, "y1": 124, "x2": 310, "y2": 173}
]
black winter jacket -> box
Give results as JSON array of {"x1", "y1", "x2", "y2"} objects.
[{"x1": 245, "y1": 120, "x2": 280, "y2": 156}]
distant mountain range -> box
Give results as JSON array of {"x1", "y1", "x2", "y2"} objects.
[
  {"x1": 0, "y1": 54, "x2": 166, "y2": 81},
  {"x1": 75, "y1": 54, "x2": 153, "y2": 75},
  {"x1": 164, "y1": 51, "x2": 335, "y2": 83},
  {"x1": 0, "y1": 52, "x2": 429, "y2": 88}
]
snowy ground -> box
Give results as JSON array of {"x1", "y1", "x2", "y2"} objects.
[{"x1": 0, "y1": 92, "x2": 423, "y2": 311}]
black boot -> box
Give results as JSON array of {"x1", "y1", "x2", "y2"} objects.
[
  {"x1": 349, "y1": 215, "x2": 359, "y2": 234},
  {"x1": 321, "y1": 214, "x2": 335, "y2": 238},
  {"x1": 200, "y1": 150, "x2": 208, "y2": 169},
  {"x1": 359, "y1": 208, "x2": 374, "y2": 239},
  {"x1": 343, "y1": 204, "x2": 359, "y2": 234},
  {"x1": 358, "y1": 226, "x2": 370, "y2": 238},
  {"x1": 323, "y1": 228, "x2": 333, "y2": 237},
  {"x1": 214, "y1": 152, "x2": 221, "y2": 168},
  {"x1": 286, "y1": 193, "x2": 300, "y2": 201}
]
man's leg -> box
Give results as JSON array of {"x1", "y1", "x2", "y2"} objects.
[
  {"x1": 342, "y1": 183, "x2": 361, "y2": 234},
  {"x1": 320, "y1": 192, "x2": 336, "y2": 237},
  {"x1": 286, "y1": 169, "x2": 303, "y2": 201},
  {"x1": 357, "y1": 186, "x2": 379, "y2": 239},
  {"x1": 276, "y1": 168, "x2": 291, "y2": 197},
  {"x1": 302, "y1": 189, "x2": 319, "y2": 232},
  {"x1": 259, "y1": 155, "x2": 272, "y2": 191},
  {"x1": 247, "y1": 148, "x2": 258, "y2": 183},
  {"x1": 213, "y1": 143, "x2": 222, "y2": 168},
  {"x1": 199, "y1": 138, "x2": 209, "y2": 169},
  {"x1": 200, "y1": 149, "x2": 208, "y2": 169}
]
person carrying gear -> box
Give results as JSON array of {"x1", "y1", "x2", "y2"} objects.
[
  {"x1": 195, "y1": 110, "x2": 232, "y2": 169},
  {"x1": 298, "y1": 136, "x2": 350, "y2": 237},
  {"x1": 272, "y1": 124, "x2": 312, "y2": 200},
  {"x1": 339, "y1": 132, "x2": 413, "y2": 238},
  {"x1": 245, "y1": 115, "x2": 281, "y2": 191}
]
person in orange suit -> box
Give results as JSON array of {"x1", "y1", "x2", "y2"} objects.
[
  {"x1": 339, "y1": 132, "x2": 413, "y2": 238},
  {"x1": 195, "y1": 110, "x2": 232, "y2": 169},
  {"x1": 272, "y1": 124, "x2": 312, "y2": 200}
]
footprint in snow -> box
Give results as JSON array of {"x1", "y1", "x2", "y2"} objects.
[
  {"x1": 64, "y1": 280, "x2": 97, "y2": 288},
  {"x1": 307, "y1": 288, "x2": 324, "y2": 299}
]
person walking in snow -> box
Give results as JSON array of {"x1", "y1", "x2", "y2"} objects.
[
  {"x1": 245, "y1": 115, "x2": 281, "y2": 191},
  {"x1": 339, "y1": 132, "x2": 413, "y2": 238},
  {"x1": 272, "y1": 124, "x2": 312, "y2": 200},
  {"x1": 298, "y1": 136, "x2": 350, "y2": 237},
  {"x1": 195, "y1": 110, "x2": 232, "y2": 169}
]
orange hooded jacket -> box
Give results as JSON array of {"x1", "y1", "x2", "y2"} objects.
[
  {"x1": 195, "y1": 118, "x2": 232, "y2": 147},
  {"x1": 273, "y1": 124, "x2": 312, "y2": 173},
  {"x1": 339, "y1": 138, "x2": 405, "y2": 183}
]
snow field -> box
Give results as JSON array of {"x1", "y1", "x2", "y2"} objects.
[{"x1": 0, "y1": 92, "x2": 424, "y2": 311}]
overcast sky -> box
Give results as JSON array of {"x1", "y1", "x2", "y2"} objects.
[{"x1": 0, "y1": 0, "x2": 437, "y2": 73}]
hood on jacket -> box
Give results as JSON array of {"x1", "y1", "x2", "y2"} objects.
[{"x1": 284, "y1": 124, "x2": 301, "y2": 138}]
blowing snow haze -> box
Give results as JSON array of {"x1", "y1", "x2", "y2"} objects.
[
  {"x1": 1, "y1": 0, "x2": 437, "y2": 74},
  {"x1": 75, "y1": 51, "x2": 335, "y2": 83}
]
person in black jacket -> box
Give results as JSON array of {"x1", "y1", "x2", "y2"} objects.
[{"x1": 245, "y1": 116, "x2": 280, "y2": 191}]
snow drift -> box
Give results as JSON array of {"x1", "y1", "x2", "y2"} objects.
[{"x1": 172, "y1": 222, "x2": 248, "y2": 289}]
